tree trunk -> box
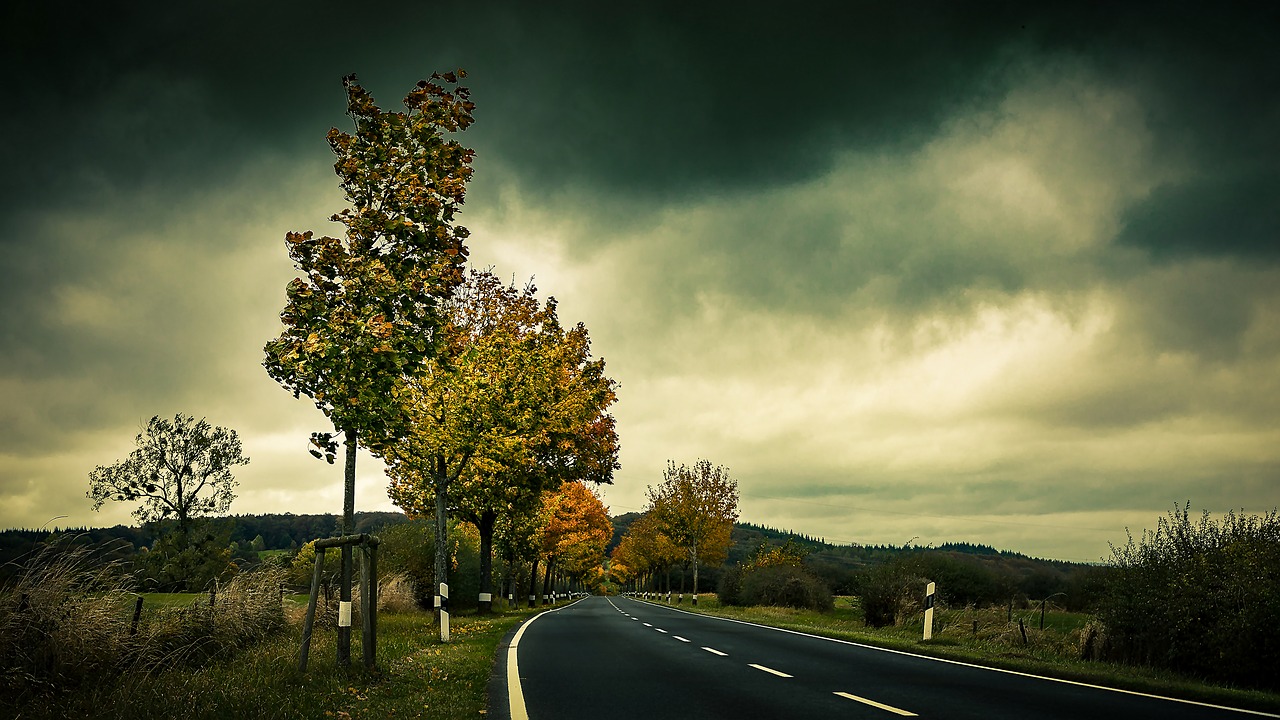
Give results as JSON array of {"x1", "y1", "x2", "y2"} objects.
[
  {"x1": 477, "y1": 510, "x2": 496, "y2": 614},
  {"x1": 507, "y1": 545, "x2": 518, "y2": 608},
  {"x1": 528, "y1": 557, "x2": 539, "y2": 608},
  {"x1": 338, "y1": 426, "x2": 357, "y2": 667},
  {"x1": 542, "y1": 558, "x2": 554, "y2": 605},
  {"x1": 692, "y1": 540, "x2": 699, "y2": 606},
  {"x1": 433, "y1": 455, "x2": 449, "y2": 639}
]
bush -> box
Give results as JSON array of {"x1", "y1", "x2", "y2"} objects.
[
  {"x1": 1094, "y1": 504, "x2": 1280, "y2": 690},
  {"x1": 859, "y1": 557, "x2": 926, "y2": 628},
  {"x1": 717, "y1": 564, "x2": 744, "y2": 606},
  {"x1": 738, "y1": 564, "x2": 834, "y2": 612}
]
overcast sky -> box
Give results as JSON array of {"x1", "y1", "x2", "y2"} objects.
[{"x1": 3, "y1": 1, "x2": 1277, "y2": 561}]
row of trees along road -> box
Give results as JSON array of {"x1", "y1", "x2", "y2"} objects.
[
  {"x1": 612, "y1": 460, "x2": 739, "y2": 604},
  {"x1": 263, "y1": 69, "x2": 618, "y2": 652},
  {"x1": 380, "y1": 270, "x2": 619, "y2": 613}
]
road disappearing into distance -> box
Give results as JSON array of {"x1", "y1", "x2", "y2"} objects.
[{"x1": 492, "y1": 595, "x2": 1277, "y2": 720}]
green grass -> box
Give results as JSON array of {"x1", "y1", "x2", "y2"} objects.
[
  {"x1": 664, "y1": 594, "x2": 1280, "y2": 715},
  {"x1": 139, "y1": 591, "x2": 206, "y2": 608},
  {"x1": 11, "y1": 603, "x2": 542, "y2": 720}
]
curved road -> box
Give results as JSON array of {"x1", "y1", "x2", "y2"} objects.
[{"x1": 490, "y1": 595, "x2": 1276, "y2": 720}]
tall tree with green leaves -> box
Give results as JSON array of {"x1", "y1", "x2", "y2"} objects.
[
  {"x1": 263, "y1": 71, "x2": 475, "y2": 664},
  {"x1": 646, "y1": 459, "x2": 739, "y2": 605}
]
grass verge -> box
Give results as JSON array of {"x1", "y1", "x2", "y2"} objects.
[
  {"x1": 9, "y1": 604, "x2": 540, "y2": 720},
  {"x1": 652, "y1": 594, "x2": 1280, "y2": 715}
]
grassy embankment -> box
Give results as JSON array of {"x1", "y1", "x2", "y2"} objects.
[
  {"x1": 9, "y1": 593, "x2": 542, "y2": 720},
  {"x1": 653, "y1": 594, "x2": 1280, "y2": 715}
]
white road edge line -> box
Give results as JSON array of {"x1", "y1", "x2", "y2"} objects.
[
  {"x1": 622, "y1": 597, "x2": 1279, "y2": 718},
  {"x1": 702, "y1": 646, "x2": 727, "y2": 656},
  {"x1": 749, "y1": 663, "x2": 793, "y2": 678},
  {"x1": 835, "y1": 691, "x2": 918, "y2": 717},
  {"x1": 507, "y1": 597, "x2": 589, "y2": 720}
]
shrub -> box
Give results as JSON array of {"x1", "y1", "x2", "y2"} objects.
[
  {"x1": 739, "y1": 564, "x2": 834, "y2": 612},
  {"x1": 378, "y1": 520, "x2": 437, "y2": 609},
  {"x1": 859, "y1": 556, "x2": 926, "y2": 628},
  {"x1": 717, "y1": 564, "x2": 744, "y2": 605},
  {"x1": 1094, "y1": 504, "x2": 1280, "y2": 690}
]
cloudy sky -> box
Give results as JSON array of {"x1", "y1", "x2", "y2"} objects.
[{"x1": 3, "y1": 1, "x2": 1277, "y2": 562}]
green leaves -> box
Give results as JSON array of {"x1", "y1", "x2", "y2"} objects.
[{"x1": 263, "y1": 72, "x2": 477, "y2": 454}]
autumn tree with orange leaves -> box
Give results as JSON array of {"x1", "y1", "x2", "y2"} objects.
[
  {"x1": 646, "y1": 460, "x2": 739, "y2": 605},
  {"x1": 540, "y1": 481, "x2": 612, "y2": 591}
]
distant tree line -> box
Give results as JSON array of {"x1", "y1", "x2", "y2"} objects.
[{"x1": 0, "y1": 512, "x2": 409, "y2": 587}]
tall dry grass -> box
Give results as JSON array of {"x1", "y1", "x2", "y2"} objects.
[{"x1": 0, "y1": 538, "x2": 287, "y2": 710}]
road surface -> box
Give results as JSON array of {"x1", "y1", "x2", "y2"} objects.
[{"x1": 490, "y1": 595, "x2": 1276, "y2": 720}]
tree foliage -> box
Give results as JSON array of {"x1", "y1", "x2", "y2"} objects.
[
  {"x1": 87, "y1": 414, "x2": 247, "y2": 532},
  {"x1": 646, "y1": 459, "x2": 738, "y2": 596},
  {"x1": 541, "y1": 481, "x2": 612, "y2": 583},
  {"x1": 381, "y1": 270, "x2": 618, "y2": 612},
  {"x1": 262, "y1": 70, "x2": 476, "y2": 521},
  {"x1": 1095, "y1": 503, "x2": 1280, "y2": 690}
]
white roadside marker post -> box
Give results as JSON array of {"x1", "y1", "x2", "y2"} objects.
[
  {"x1": 923, "y1": 581, "x2": 936, "y2": 641},
  {"x1": 442, "y1": 583, "x2": 452, "y2": 641}
]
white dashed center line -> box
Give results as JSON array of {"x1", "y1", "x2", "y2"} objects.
[
  {"x1": 749, "y1": 664, "x2": 793, "y2": 678},
  {"x1": 702, "y1": 647, "x2": 727, "y2": 656},
  {"x1": 834, "y1": 692, "x2": 917, "y2": 716},
  {"x1": 673, "y1": 636, "x2": 690, "y2": 643}
]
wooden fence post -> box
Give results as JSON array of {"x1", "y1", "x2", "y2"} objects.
[{"x1": 298, "y1": 547, "x2": 326, "y2": 672}]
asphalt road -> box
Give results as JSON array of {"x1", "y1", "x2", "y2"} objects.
[{"x1": 489, "y1": 595, "x2": 1276, "y2": 720}]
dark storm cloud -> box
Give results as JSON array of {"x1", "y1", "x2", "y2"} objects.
[
  {"x1": 7, "y1": 1, "x2": 1275, "y2": 229},
  {"x1": 4, "y1": 0, "x2": 1279, "y2": 556}
]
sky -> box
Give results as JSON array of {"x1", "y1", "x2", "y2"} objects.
[{"x1": 2, "y1": 1, "x2": 1277, "y2": 562}]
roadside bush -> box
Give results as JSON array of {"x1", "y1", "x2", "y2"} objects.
[
  {"x1": 717, "y1": 564, "x2": 743, "y2": 605},
  {"x1": 376, "y1": 572, "x2": 418, "y2": 613},
  {"x1": 739, "y1": 564, "x2": 834, "y2": 612},
  {"x1": 859, "y1": 556, "x2": 926, "y2": 628},
  {"x1": 1094, "y1": 504, "x2": 1280, "y2": 690},
  {"x1": 378, "y1": 519, "x2": 480, "y2": 610},
  {"x1": 378, "y1": 519, "x2": 436, "y2": 608}
]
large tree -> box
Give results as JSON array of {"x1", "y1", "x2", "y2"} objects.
[
  {"x1": 88, "y1": 413, "x2": 247, "y2": 534},
  {"x1": 383, "y1": 270, "x2": 619, "y2": 619},
  {"x1": 646, "y1": 459, "x2": 739, "y2": 605},
  {"x1": 263, "y1": 71, "x2": 475, "y2": 663}
]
